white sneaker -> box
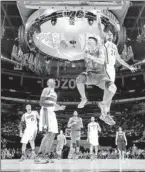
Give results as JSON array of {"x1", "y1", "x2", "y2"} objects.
[
  {"x1": 90, "y1": 154, "x2": 94, "y2": 160},
  {"x1": 99, "y1": 114, "x2": 106, "y2": 121},
  {"x1": 104, "y1": 115, "x2": 116, "y2": 125},
  {"x1": 78, "y1": 98, "x2": 88, "y2": 108},
  {"x1": 34, "y1": 158, "x2": 49, "y2": 164},
  {"x1": 108, "y1": 84, "x2": 116, "y2": 93}
]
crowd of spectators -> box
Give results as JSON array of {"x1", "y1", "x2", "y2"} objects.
[
  {"x1": 97, "y1": 113, "x2": 144, "y2": 137},
  {"x1": 1, "y1": 114, "x2": 20, "y2": 136},
  {"x1": 1, "y1": 148, "x2": 21, "y2": 159},
  {"x1": 77, "y1": 148, "x2": 145, "y2": 159},
  {"x1": 1, "y1": 112, "x2": 144, "y2": 137},
  {"x1": 1, "y1": 104, "x2": 145, "y2": 161},
  {"x1": 1, "y1": 146, "x2": 145, "y2": 160}
]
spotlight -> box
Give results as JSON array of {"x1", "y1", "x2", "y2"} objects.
[
  {"x1": 51, "y1": 18, "x2": 57, "y2": 26},
  {"x1": 88, "y1": 18, "x2": 94, "y2": 26}
]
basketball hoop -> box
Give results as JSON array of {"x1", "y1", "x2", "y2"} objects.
[
  {"x1": 62, "y1": 9, "x2": 86, "y2": 24},
  {"x1": 62, "y1": 8, "x2": 70, "y2": 20}
]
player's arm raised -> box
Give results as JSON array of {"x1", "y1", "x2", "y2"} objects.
[
  {"x1": 19, "y1": 114, "x2": 25, "y2": 137},
  {"x1": 97, "y1": 11, "x2": 106, "y2": 41},
  {"x1": 116, "y1": 52, "x2": 137, "y2": 72}
]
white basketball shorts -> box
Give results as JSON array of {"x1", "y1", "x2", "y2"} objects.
[
  {"x1": 21, "y1": 126, "x2": 37, "y2": 144},
  {"x1": 39, "y1": 107, "x2": 58, "y2": 134}
]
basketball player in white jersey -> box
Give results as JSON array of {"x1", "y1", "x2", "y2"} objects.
[
  {"x1": 97, "y1": 12, "x2": 137, "y2": 121},
  {"x1": 35, "y1": 79, "x2": 65, "y2": 164},
  {"x1": 87, "y1": 117, "x2": 101, "y2": 160},
  {"x1": 56, "y1": 130, "x2": 67, "y2": 159},
  {"x1": 19, "y1": 104, "x2": 39, "y2": 161}
]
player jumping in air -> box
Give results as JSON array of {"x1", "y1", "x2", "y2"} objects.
[
  {"x1": 97, "y1": 11, "x2": 137, "y2": 122},
  {"x1": 76, "y1": 34, "x2": 117, "y2": 125}
]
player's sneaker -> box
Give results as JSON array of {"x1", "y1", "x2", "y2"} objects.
[
  {"x1": 94, "y1": 154, "x2": 98, "y2": 159},
  {"x1": 43, "y1": 154, "x2": 55, "y2": 163},
  {"x1": 90, "y1": 154, "x2": 94, "y2": 160},
  {"x1": 34, "y1": 157, "x2": 49, "y2": 164},
  {"x1": 75, "y1": 153, "x2": 79, "y2": 160},
  {"x1": 31, "y1": 152, "x2": 36, "y2": 159},
  {"x1": 72, "y1": 153, "x2": 78, "y2": 160},
  {"x1": 57, "y1": 155, "x2": 61, "y2": 160},
  {"x1": 78, "y1": 98, "x2": 88, "y2": 108},
  {"x1": 99, "y1": 114, "x2": 106, "y2": 122},
  {"x1": 19, "y1": 155, "x2": 26, "y2": 162},
  {"x1": 104, "y1": 115, "x2": 116, "y2": 125}
]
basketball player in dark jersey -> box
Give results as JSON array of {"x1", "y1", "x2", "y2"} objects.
[
  {"x1": 35, "y1": 79, "x2": 65, "y2": 164},
  {"x1": 67, "y1": 111, "x2": 83, "y2": 159},
  {"x1": 76, "y1": 34, "x2": 117, "y2": 125},
  {"x1": 115, "y1": 127, "x2": 127, "y2": 160}
]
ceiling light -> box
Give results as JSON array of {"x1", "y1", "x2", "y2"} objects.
[
  {"x1": 51, "y1": 18, "x2": 57, "y2": 26},
  {"x1": 88, "y1": 18, "x2": 94, "y2": 26}
]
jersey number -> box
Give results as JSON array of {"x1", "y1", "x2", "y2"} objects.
[
  {"x1": 111, "y1": 50, "x2": 115, "y2": 56},
  {"x1": 31, "y1": 118, "x2": 34, "y2": 121}
]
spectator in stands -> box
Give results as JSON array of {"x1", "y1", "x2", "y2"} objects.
[{"x1": 132, "y1": 144, "x2": 137, "y2": 158}]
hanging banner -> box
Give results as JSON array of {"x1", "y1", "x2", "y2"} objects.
[{"x1": 11, "y1": 44, "x2": 49, "y2": 74}]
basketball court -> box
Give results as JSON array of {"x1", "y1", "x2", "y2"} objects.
[{"x1": 1, "y1": 159, "x2": 145, "y2": 172}]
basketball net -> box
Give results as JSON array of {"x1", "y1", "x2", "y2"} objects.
[{"x1": 62, "y1": 9, "x2": 86, "y2": 25}]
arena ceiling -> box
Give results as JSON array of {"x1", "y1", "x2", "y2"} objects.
[
  {"x1": 1, "y1": 1, "x2": 145, "y2": 39},
  {"x1": 1, "y1": 1, "x2": 145, "y2": 58},
  {"x1": 1, "y1": 1, "x2": 145, "y2": 117},
  {"x1": 1, "y1": 1, "x2": 145, "y2": 77}
]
